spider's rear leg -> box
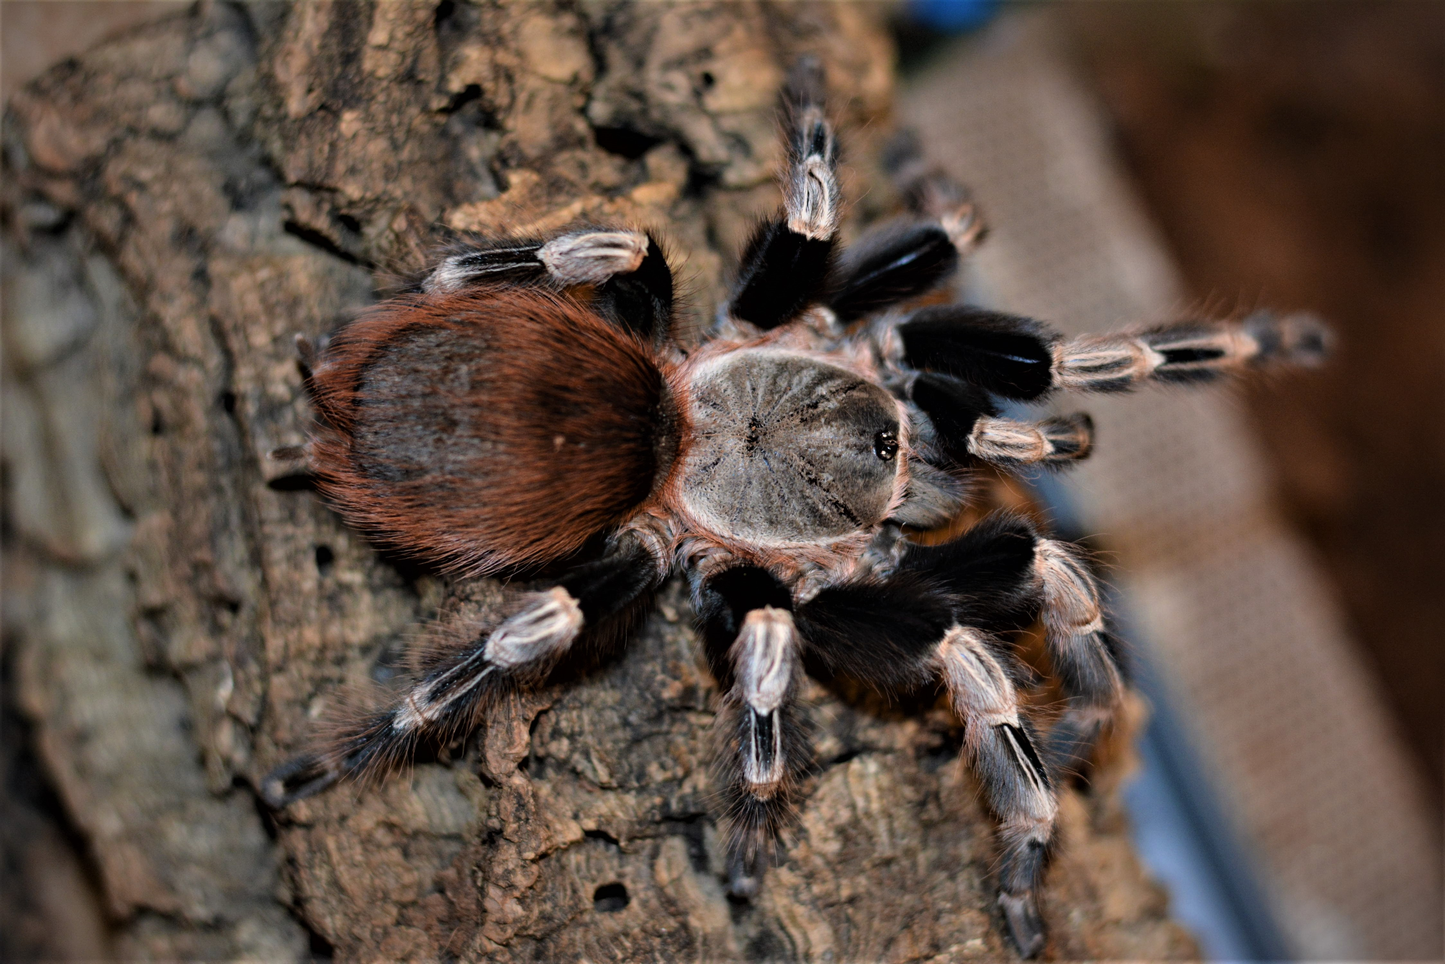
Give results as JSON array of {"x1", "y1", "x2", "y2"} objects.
[
  {"x1": 886, "y1": 303, "x2": 1330, "y2": 399},
  {"x1": 793, "y1": 569, "x2": 1054, "y2": 958},
  {"x1": 726, "y1": 56, "x2": 840, "y2": 330},
  {"x1": 422, "y1": 229, "x2": 674, "y2": 341},
  {"x1": 261, "y1": 533, "x2": 666, "y2": 809},
  {"x1": 692, "y1": 566, "x2": 807, "y2": 896}
]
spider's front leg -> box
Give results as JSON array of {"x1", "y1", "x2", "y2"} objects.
[
  {"x1": 792, "y1": 567, "x2": 1055, "y2": 958},
  {"x1": 261, "y1": 533, "x2": 666, "y2": 808},
  {"x1": 886, "y1": 303, "x2": 1329, "y2": 400},
  {"x1": 902, "y1": 515, "x2": 1127, "y2": 778},
  {"x1": 692, "y1": 566, "x2": 809, "y2": 896}
]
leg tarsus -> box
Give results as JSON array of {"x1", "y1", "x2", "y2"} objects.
[
  {"x1": 727, "y1": 847, "x2": 764, "y2": 900},
  {"x1": 998, "y1": 890, "x2": 1047, "y2": 959},
  {"x1": 259, "y1": 753, "x2": 340, "y2": 809}
]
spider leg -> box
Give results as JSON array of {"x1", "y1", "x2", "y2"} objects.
[
  {"x1": 934, "y1": 626, "x2": 1056, "y2": 959},
  {"x1": 883, "y1": 127, "x2": 988, "y2": 250},
  {"x1": 691, "y1": 566, "x2": 807, "y2": 897},
  {"x1": 827, "y1": 219, "x2": 963, "y2": 324},
  {"x1": 422, "y1": 230, "x2": 674, "y2": 340},
  {"x1": 726, "y1": 57, "x2": 839, "y2": 330},
  {"x1": 885, "y1": 304, "x2": 1329, "y2": 400},
  {"x1": 908, "y1": 372, "x2": 1094, "y2": 470},
  {"x1": 902, "y1": 515, "x2": 1127, "y2": 776},
  {"x1": 792, "y1": 568, "x2": 1054, "y2": 959},
  {"x1": 825, "y1": 133, "x2": 986, "y2": 323},
  {"x1": 261, "y1": 533, "x2": 666, "y2": 808}
]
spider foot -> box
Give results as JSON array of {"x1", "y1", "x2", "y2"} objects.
[
  {"x1": 998, "y1": 889, "x2": 1046, "y2": 959},
  {"x1": 260, "y1": 752, "x2": 339, "y2": 809},
  {"x1": 726, "y1": 848, "x2": 764, "y2": 900}
]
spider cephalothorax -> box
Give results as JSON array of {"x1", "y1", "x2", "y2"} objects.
[{"x1": 262, "y1": 58, "x2": 1327, "y2": 957}]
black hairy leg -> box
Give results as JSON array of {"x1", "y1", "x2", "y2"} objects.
[
  {"x1": 890, "y1": 304, "x2": 1330, "y2": 400},
  {"x1": 933, "y1": 626, "x2": 1057, "y2": 959},
  {"x1": 826, "y1": 133, "x2": 987, "y2": 323},
  {"x1": 691, "y1": 566, "x2": 808, "y2": 896},
  {"x1": 903, "y1": 515, "x2": 1127, "y2": 777},
  {"x1": 908, "y1": 372, "x2": 1094, "y2": 470},
  {"x1": 791, "y1": 563, "x2": 1056, "y2": 959},
  {"x1": 421, "y1": 229, "x2": 675, "y2": 340},
  {"x1": 260, "y1": 534, "x2": 666, "y2": 808},
  {"x1": 826, "y1": 219, "x2": 961, "y2": 324},
  {"x1": 727, "y1": 57, "x2": 839, "y2": 330}
]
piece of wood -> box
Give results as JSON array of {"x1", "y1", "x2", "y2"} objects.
[{"x1": 1, "y1": 3, "x2": 1195, "y2": 960}]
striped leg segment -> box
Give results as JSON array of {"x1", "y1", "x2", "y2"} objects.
[
  {"x1": 722, "y1": 608, "x2": 805, "y2": 896},
  {"x1": 1033, "y1": 540, "x2": 1126, "y2": 774},
  {"x1": 934, "y1": 626, "x2": 1057, "y2": 959},
  {"x1": 901, "y1": 515, "x2": 1128, "y2": 774},
  {"x1": 727, "y1": 57, "x2": 839, "y2": 330},
  {"x1": 419, "y1": 229, "x2": 674, "y2": 341},
  {"x1": 890, "y1": 305, "x2": 1329, "y2": 400},
  {"x1": 1055, "y1": 311, "x2": 1330, "y2": 392},
  {"x1": 908, "y1": 371, "x2": 1094, "y2": 470},
  {"x1": 692, "y1": 566, "x2": 808, "y2": 896},
  {"x1": 262, "y1": 534, "x2": 665, "y2": 809}
]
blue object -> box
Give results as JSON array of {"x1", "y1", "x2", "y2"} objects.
[{"x1": 908, "y1": 0, "x2": 1000, "y2": 33}]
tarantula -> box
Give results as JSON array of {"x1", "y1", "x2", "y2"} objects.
[{"x1": 261, "y1": 59, "x2": 1326, "y2": 956}]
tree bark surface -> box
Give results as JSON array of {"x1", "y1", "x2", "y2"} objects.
[{"x1": 1, "y1": 3, "x2": 1197, "y2": 961}]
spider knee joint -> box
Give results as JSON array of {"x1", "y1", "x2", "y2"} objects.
[
  {"x1": 732, "y1": 608, "x2": 798, "y2": 794},
  {"x1": 538, "y1": 230, "x2": 649, "y2": 285},
  {"x1": 485, "y1": 587, "x2": 584, "y2": 669}
]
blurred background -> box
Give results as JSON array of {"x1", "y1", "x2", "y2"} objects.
[{"x1": 4, "y1": 1, "x2": 1441, "y2": 960}]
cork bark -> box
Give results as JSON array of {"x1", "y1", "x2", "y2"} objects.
[{"x1": 1, "y1": 3, "x2": 1196, "y2": 961}]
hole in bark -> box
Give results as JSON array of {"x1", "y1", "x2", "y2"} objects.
[
  {"x1": 593, "y1": 125, "x2": 662, "y2": 160},
  {"x1": 592, "y1": 882, "x2": 629, "y2": 913},
  {"x1": 314, "y1": 544, "x2": 335, "y2": 574},
  {"x1": 585, "y1": 829, "x2": 620, "y2": 847},
  {"x1": 445, "y1": 82, "x2": 482, "y2": 114},
  {"x1": 337, "y1": 213, "x2": 361, "y2": 233},
  {"x1": 307, "y1": 926, "x2": 336, "y2": 961},
  {"x1": 700, "y1": 70, "x2": 716, "y2": 89},
  {"x1": 220, "y1": 390, "x2": 237, "y2": 414},
  {"x1": 266, "y1": 473, "x2": 315, "y2": 492}
]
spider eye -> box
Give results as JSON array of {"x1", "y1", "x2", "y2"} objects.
[{"x1": 873, "y1": 430, "x2": 899, "y2": 461}]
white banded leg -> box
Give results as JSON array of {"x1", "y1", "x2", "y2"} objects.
[
  {"x1": 422, "y1": 229, "x2": 651, "y2": 293},
  {"x1": 1034, "y1": 541, "x2": 1125, "y2": 773},
  {"x1": 261, "y1": 588, "x2": 583, "y2": 808},
  {"x1": 935, "y1": 626, "x2": 1057, "y2": 959},
  {"x1": 966, "y1": 413, "x2": 1094, "y2": 466},
  {"x1": 1054, "y1": 311, "x2": 1329, "y2": 392},
  {"x1": 721, "y1": 607, "x2": 803, "y2": 897}
]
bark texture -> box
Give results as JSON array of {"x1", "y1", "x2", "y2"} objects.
[{"x1": 1, "y1": 2, "x2": 1196, "y2": 960}]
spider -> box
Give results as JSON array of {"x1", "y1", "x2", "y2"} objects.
[{"x1": 261, "y1": 58, "x2": 1327, "y2": 957}]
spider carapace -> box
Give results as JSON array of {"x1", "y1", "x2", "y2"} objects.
[{"x1": 262, "y1": 58, "x2": 1327, "y2": 957}]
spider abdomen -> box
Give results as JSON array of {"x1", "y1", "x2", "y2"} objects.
[
  {"x1": 675, "y1": 349, "x2": 903, "y2": 546},
  {"x1": 307, "y1": 286, "x2": 675, "y2": 574}
]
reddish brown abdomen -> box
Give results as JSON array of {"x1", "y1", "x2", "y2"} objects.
[{"x1": 308, "y1": 287, "x2": 668, "y2": 574}]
